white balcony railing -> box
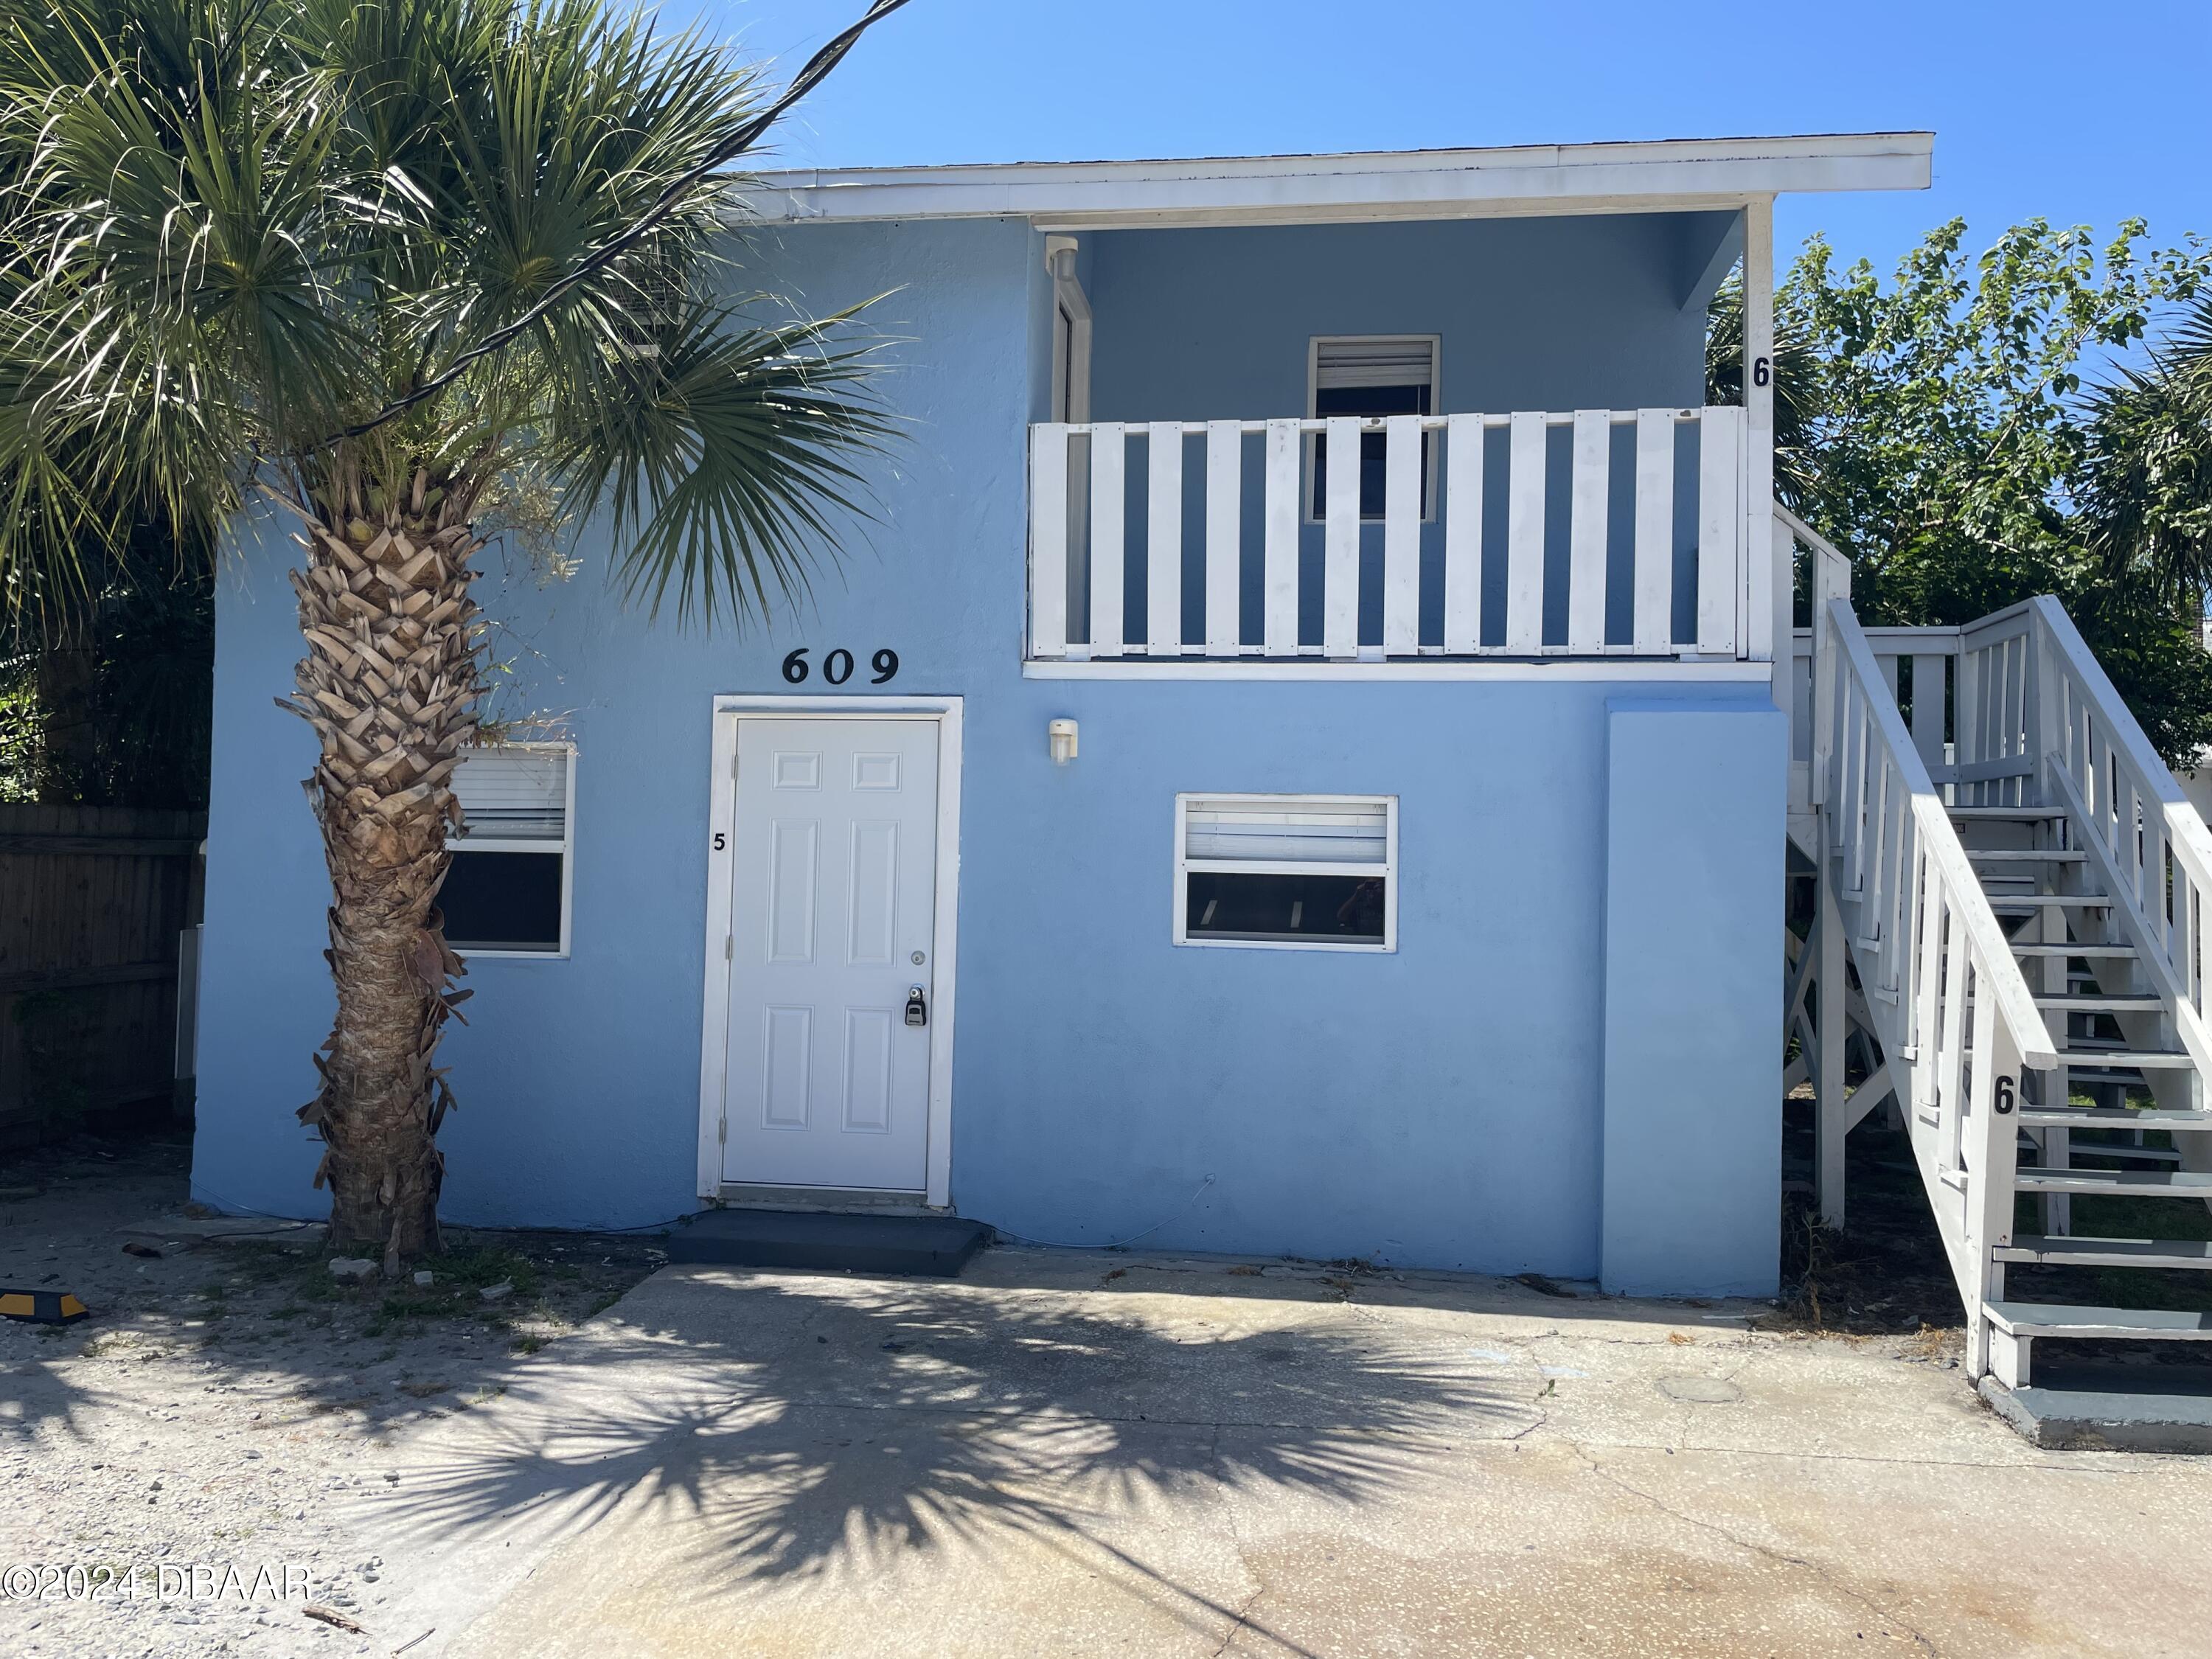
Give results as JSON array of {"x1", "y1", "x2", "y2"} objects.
[{"x1": 1028, "y1": 406, "x2": 1759, "y2": 664}]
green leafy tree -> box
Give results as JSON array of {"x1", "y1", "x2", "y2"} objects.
[
  {"x1": 1713, "y1": 219, "x2": 2212, "y2": 764},
  {"x1": 0, "y1": 524, "x2": 215, "y2": 810},
  {"x1": 0, "y1": 0, "x2": 906, "y2": 1262}
]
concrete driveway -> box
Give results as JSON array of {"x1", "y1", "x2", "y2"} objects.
[{"x1": 355, "y1": 1248, "x2": 2212, "y2": 1658}]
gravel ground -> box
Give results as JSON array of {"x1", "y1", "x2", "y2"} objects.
[{"x1": 1, "y1": 1131, "x2": 667, "y2": 1658}]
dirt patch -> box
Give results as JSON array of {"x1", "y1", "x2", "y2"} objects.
[
  {"x1": 1768, "y1": 1100, "x2": 2212, "y2": 1370},
  {"x1": 1767, "y1": 1102, "x2": 1972, "y2": 1343},
  {"x1": 1, "y1": 1130, "x2": 667, "y2": 1656}
]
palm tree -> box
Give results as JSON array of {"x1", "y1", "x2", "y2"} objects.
[
  {"x1": 0, "y1": 0, "x2": 906, "y2": 1266},
  {"x1": 2082, "y1": 293, "x2": 2212, "y2": 606},
  {"x1": 1705, "y1": 265, "x2": 1820, "y2": 510}
]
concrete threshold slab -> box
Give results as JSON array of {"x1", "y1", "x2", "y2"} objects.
[
  {"x1": 1982, "y1": 1363, "x2": 2212, "y2": 1453},
  {"x1": 665, "y1": 1207, "x2": 992, "y2": 1276}
]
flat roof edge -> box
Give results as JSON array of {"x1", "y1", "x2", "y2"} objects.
[{"x1": 738, "y1": 133, "x2": 1933, "y2": 226}]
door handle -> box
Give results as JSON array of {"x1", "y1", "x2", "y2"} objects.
[{"x1": 904, "y1": 986, "x2": 928, "y2": 1028}]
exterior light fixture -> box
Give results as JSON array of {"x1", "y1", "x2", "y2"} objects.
[{"x1": 1048, "y1": 718, "x2": 1078, "y2": 765}]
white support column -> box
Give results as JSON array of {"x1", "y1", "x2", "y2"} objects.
[
  {"x1": 1808, "y1": 521, "x2": 1850, "y2": 1231},
  {"x1": 1742, "y1": 198, "x2": 1777, "y2": 668},
  {"x1": 1816, "y1": 860, "x2": 1848, "y2": 1228}
]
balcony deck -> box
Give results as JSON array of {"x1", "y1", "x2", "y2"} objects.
[{"x1": 1027, "y1": 406, "x2": 1770, "y2": 673}]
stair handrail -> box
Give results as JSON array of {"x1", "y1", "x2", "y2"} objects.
[
  {"x1": 2026, "y1": 594, "x2": 2212, "y2": 1051},
  {"x1": 1789, "y1": 504, "x2": 2053, "y2": 1366},
  {"x1": 1823, "y1": 592, "x2": 2049, "y2": 1361},
  {"x1": 1823, "y1": 599, "x2": 2058, "y2": 1071},
  {"x1": 1781, "y1": 503, "x2": 2051, "y2": 1064}
]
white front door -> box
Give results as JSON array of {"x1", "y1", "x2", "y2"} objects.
[{"x1": 721, "y1": 717, "x2": 939, "y2": 1192}]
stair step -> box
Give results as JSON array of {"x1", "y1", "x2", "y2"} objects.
[
  {"x1": 2059, "y1": 1142, "x2": 2186, "y2": 1165},
  {"x1": 1950, "y1": 806, "x2": 2066, "y2": 820},
  {"x1": 2017, "y1": 1107, "x2": 2211, "y2": 1129},
  {"x1": 2014, "y1": 1166, "x2": 2212, "y2": 1196},
  {"x1": 2025, "y1": 1134, "x2": 2187, "y2": 1164},
  {"x1": 1988, "y1": 895, "x2": 2112, "y2": 910},
  {"x1": 2030, "y1": 994, "x2": 2163, "y2": 1011},
  {"x1": 1984, "y1": 1300, "x2": 2212, "y2": 1340},
  {"x1": 2011, "y1": 943, "x2": 2138, "y2": 958},
  {"x1": 1968, "y1": 849, "x2": 2087, "y2": 863},
  {"x1": 2063, "y1": 1067, "x2": 2180, "y2": 1087},
  {"x1": 663, "y1": 1208, "x2": 992, "y2": 1276},
  {"x1": 2051, "y1": 1049, "x2": 2195, "y2": 1068},
  {"x1": 1995, "y1": 1236, "x2": 2212, "y2": 1269}
]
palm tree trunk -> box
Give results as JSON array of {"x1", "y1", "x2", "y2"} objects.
[{"x1": 283, "y1": 473, "x2": 482, "y2": 1269}]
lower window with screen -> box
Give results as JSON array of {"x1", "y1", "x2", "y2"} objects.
[
  {"x1": 442, "y1": 742, "x2": 574, "y2": 956},
  {"x1": 1185, "y1": 871, "x2": 1387, "y2": 945},
  {"x1": 1175, "y1": 793, "x2": 1397, "y2": 951},
  {"x1": 442, "y1": 852, "x2": 564, "y2": 953}
]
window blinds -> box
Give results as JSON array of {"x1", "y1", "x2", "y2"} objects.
[
  {"x1": 1313, "y1": 336, "x2": 1436, "y2": 392},
  {"x1": 453, "y1": 746, "x2": 568, "y2": 841},
  {"x1": 1183, "y1": 797, "x2": 1388, "y2": 866}
]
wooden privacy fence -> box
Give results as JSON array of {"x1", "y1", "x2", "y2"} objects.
[{"x1": 0, "y1": 805, "x2": 204, "y2": 1150}]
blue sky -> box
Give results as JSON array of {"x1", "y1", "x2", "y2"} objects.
[{"x1": 686, "y1": 0, "x2": 2209, "y2": 280}]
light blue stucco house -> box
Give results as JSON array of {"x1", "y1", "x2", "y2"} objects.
[{"x1": 190, "y1": 133, "x2": 1941, "y2": 1298}]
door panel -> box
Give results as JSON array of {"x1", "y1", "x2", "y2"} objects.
[
  {"x1": 762, "y1": 1006, "x2": 813, "y2": 1129},
  {"x1": 847, "y1": 821, "x2": 900, "y2": 965},
  {"x1": 767, "y1": 821, "x2": 818, "y2": 962},
  {"x1": 841, "y1": 1007, "x2": 894, "y2": 1133},
  {"x1": 723, "y1": 717, "x2": 937, "y2": 1191}
]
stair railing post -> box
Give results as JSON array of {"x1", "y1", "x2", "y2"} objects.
[
  {"x1": 2025, "y1": 603, "x2": 2073, "y2": 1218},
  {"x1": 1806, "y1": 535, "x2": 1850, "y2": 813},
  {"x1": 2029, "y1": 604, "x2": 2065, "y2": 797},
  {"x1": 1961, "y1": 974, "x2": 2023, "y2": 1381},
  {"x1": 1816, "y1": 846, "x2": 1848, "y2": 1228},
  {"x1": 1806, "y1": 535, "x2": 1854, "y2": 1232}
]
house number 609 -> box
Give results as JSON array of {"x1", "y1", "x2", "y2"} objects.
[{"x1": 782, "y1": 647, "x2": 899, "y2": 686}]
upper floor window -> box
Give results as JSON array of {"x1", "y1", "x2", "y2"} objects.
[
  {"x1": 444, "y1": 742, "x2": 574, "y2": 957},
  {"x1": 1307, "y1": 335, "x2": 1439, "y2": 521}
]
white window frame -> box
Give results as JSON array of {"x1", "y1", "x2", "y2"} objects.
[
  {"x1": 1172, "y1": 792, "x2": 1398, "y2": 953},
  {"x1": 1305, "y1": 334, "x2": 1441, "y2": 525},
  {"x1": 448, "y1": 740, "x2": 576, "y2": 960}
]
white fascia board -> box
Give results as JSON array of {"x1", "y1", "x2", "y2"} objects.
[{"x1": 739, "y1": 133, "x2": 1933, "y2": 229}]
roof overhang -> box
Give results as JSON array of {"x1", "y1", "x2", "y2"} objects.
[{"x1": 740, "y1": 133, "x2": 1932, "y2": 232}]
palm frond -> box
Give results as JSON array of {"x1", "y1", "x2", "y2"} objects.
[
  {"x1": 2081, "y1": 355, "x2": 2212, "y2": 597},
  {"x1": 3, "y1": 0, "x2": 901, "y2": 633},
  {"x1": 546, "y1": 296, "x2": 897, "y2": 626}
]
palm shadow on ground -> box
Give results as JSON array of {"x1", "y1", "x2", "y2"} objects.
[{"x1": 366, "y1": 1271, "x2": 1540, "y2": 1649}]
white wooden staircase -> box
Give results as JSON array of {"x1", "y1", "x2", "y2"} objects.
[{"x1": 1788, "y1": 509, "x2": 2212, "y2": 1390}]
